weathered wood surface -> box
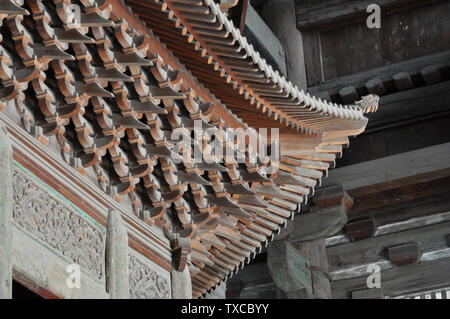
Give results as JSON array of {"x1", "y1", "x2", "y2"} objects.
[
  {"x1": 351, "y1": 288, "x2": 384, "y2": 299},
  {"x1": 353, "y1": 193, "x2": 450, "y2": 228},
  {"x1": 0, "y1": 0, "x2": 375, "y2": 298},
  {"x1": 326, "y1": 199, "x2": 450, "y2": 248},
  {"x1": 261, "y1": 0, "x2": 307, "y2": 89},
  {"x1": 327, "y1": 221, "x2": 450, "y2": 271},
  {"x1": 308, "y1": 50, "x2": 450, "y2": 97},
  {"x1": 295, "y1": 0, "x2": 446, "y2": 30},
  {"x1": 106, "y1": 210, "x2": 130, "y2": 299},
  {"x1": 303, "y1": 1, "x2": 450, "y2": 83},
  {"x1": 0, "y1": 124, "x2": 12, "y2": 299},
  {"x1": 365, "y1": 80, "x2": 450, "y2": 132},
  {"x1": 171, "y1": 266, "x2": 192, "y2": 299},
  {"x1": 344, "y1": 218, "x2": 375, "y2": 242},
  {"x1": 324, "y1": 143, "x2": 450, "y2": 191},
  {"x1": 291, "y1": 206, "x2": 348, "y2": 243},
  {"x1": 387, "y1": 242, "x2": 421, "y2": 266},
  {"x1": 267, "y1": 240, "x2": 312, "y2": 294},
  {"x1": 297, "y1": 239, "x2": 332, "y2": 299},
  {"x1": 332, "y1": 258, "x2": 450, "y2": 299},
  {"x1": 243, "y1": 4, "x2": 286, "y2": 76}
]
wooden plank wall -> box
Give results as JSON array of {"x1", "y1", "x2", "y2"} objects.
[{"x1": 301, "y1": 0, "x2": 450, "y2": 86}]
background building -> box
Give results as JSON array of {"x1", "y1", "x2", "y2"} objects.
[{"x1": 227, "y1": 0, "x2": 450, "y2": 299}]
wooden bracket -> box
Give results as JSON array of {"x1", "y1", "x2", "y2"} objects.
[
  {"x1": 345, "y1": 218, "x2": 376, "y2": 242},
  {"x1": 387, "y1": 242, "x2": 421, "y2": 267}
]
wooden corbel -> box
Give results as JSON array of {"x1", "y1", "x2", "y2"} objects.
[{"x1": 163, "y1": 220, "x2": 194, "y2": 272}]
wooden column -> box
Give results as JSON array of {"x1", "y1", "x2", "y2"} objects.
[
  {"x1": 268, "y1": 185, "x2": 352, "y2": 299},
  {"x1": 171, "y1": 266, "x2": 192, "y2": 299},
  {"x1": 105, "y1": 209, "x2": 130, "y2": 299},
  {"x1": 261, "y1": 0, "x2": 307, "y2": 89},
  {"x1": 0, "y1": 123, "x2": 12, "y2": 299},
  {"x1": 296, "y1": 239, "x2": 331, "y2": 299},
  {"x1": 267, "y1": 239, "x2": 313, "y2": 297}
]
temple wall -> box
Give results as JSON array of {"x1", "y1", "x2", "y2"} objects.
[
  {"x1": 11, "y1": 163, "x2": 107, "y2": 298},
  {"x1": 0, "y1": 110, "x2": 174, "y2": 299},
  {"x1": 8, "y1": 161, "x2": 172, "y2": 299},
  {"x1": 128, "y1": 249, "x2": 171, "y2": 299}
]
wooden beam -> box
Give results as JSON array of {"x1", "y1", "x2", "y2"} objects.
[
  {"x1": 243, "y1": 4, "x2": 286, "y2": 76},
  {"x1": 360, "y1": 195, "x2": 450, "y2": 233},
  {"x1": 327, "y1": 221, "x2": 450, "y2": 272},
  {"x1": 314, "y1": 185, "x2": 353, "y2": 211},
  {"x1": 351, "y1": 288, "x2": 384, "y2": 299},
  {"x1": 291, "y1": 206, "x2": 348, "y2": 243},
  {"x1": 324, "y1": 142, "x2": 450, "y2": 191},
  {"x1": 308, "y1": 50, "x2": 450, "y2": 96},
  {"x1": 365, "y1": 80, "x2": 450, "y2": 132},
  {"x1": 295, "y1": 0, "x2": 446, "y2": 31},
  {"x1": 332, "y1": 258, "x2": 450, "y2": 298}
]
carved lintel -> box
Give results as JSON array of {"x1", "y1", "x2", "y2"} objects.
[{"x1": 0, "y1": 123, "x2": 12, "y2": 299}]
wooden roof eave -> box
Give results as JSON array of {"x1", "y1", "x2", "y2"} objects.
[
  {"x1": 109, "y1": 0, "x2": 252, "y2": 133},
  {"x1": 128, "y1": 0, "x2": 379, "y2": 135}
]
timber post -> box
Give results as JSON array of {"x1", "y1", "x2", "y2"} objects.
[
  {"x1": 268, "y1": 185, "x2": 352, "y2": 298},
  {"x1": 0, "y1": 123, "x2": 12, "y2": 299},
  {"x1": 171, "y1": 266, "x2": 193, "y2": 299},
  {"x1": 105, "y1": 209, "x2": 130, "y2": 299},
  {"x1": 261, "y1": 0, "x2": 308, "y2": 89}
]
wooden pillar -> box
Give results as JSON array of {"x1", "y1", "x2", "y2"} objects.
[
  {"x1": 171, "y1": 266, "x2": 192, "y2": 299},
  {"x1": 268, "y1": 185, "x2": 352, "y2": 299},
  {"x1": 261, "y1": 0, "x2": 307, "y2": 90},
  {"x1": 0, "y1": 123, "x2": 12, "y2": 299},
  {"x1": 105, "y1": 209, "x2": 130, "y2": 299},
  {"x1": 296, "y1": 239, "x2": 331, "y2": 299},
  {"x1": 267, "y1": 239, "x2": 313, "y2": 298}
]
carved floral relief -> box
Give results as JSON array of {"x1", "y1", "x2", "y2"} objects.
[{"x1": 12, "y1": 168, "x2": 105, "y2": 281}]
